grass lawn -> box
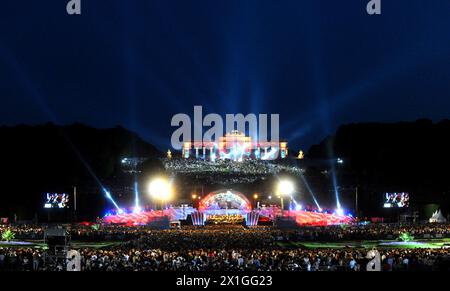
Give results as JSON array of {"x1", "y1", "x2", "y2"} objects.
[
  {"x1": 277, "y1": 238, "x2": 450, "y2": 249},
  {"x1": 2, "y1": 239, "x2": 449, "y2": 250},
  {"x1": 0, "y1": 240, "x2": 122, "y2": 249}
]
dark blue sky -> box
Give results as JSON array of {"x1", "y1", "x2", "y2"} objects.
[{"x1": 1, "y1": 0, "x2": 450, "y2": 151}]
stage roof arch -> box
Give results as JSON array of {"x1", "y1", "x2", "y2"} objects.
[{"x1": 198, "y1": 189, "x2": 252, "y2": 214}]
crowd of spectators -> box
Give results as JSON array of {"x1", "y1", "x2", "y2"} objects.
[
  {"x1": 0, "y1": 224, "x2": 44, "y2": 239},
  {"x1": 282, "y1": 223, "x2": 450, "y2": 241},
  {"x1": 1, "y1": 244, "x2": 449, "y2": 271},
  {"x1": 163, "y1": 158, "x2": 303, "y2": 184},
  {"x1": 4, "y1": 223, "x2": 449, "y2": 242},
  {"x1": 1, "y1": 223, "x2": 449, "y2": 271}
]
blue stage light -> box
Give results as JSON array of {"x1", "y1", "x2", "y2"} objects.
[
  {"x1": 335, "y1": 208, "x2": 344, "y2": 216},
  {"x1": 134, "y1": 180, "x2": 141, "y2": 212}
]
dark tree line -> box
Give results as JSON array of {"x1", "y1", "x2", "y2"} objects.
[
  {"x1": 308, "y1": 119, "x2": 450, "y2": 216},
  {"x1": 0, "y1": 123, "x2": 161, "y2": 220}
]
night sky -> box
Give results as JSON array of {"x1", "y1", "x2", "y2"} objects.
[{"x1": 1, "y1": 0, "x2": 450, "y2": 151}]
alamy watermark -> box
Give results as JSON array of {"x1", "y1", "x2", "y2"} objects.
[
  {"x1": 367, "y1": 0, "x2": 381, "y2": 15},
  {"x1": 66, "y1": 0, "x2": 81, "y2": 15},
  {"x1": 66, "y1": 1, "x2": 381, "y2": 16},
  {"x1": 170, "y1": 106, "x2": 280, "y2": 151}
]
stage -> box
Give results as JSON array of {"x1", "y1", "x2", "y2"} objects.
[{"x1": 103, "y1": 189, "x2": 353, "y2": 227}]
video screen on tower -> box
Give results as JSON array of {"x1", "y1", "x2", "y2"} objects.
[
  {"x1": 44, "y1": 193, "x2": 69, "y2": 209},
  {"x1": 383, "y1": 192, "x2": 410, "y2": 208}
]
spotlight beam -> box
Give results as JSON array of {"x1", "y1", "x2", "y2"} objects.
[
  {"x1": 300, "y1": 174, "x2": 322, "y2": 210},
  {"x1": 0, "y1": 45, "x2": 125, "y2": 211},
  {"x1": 134, "y1": 179, "x2": 141, "y2": 213},
  {"x1": 104, "y1": 189, "x2": 122, "y2": 212},
  {"x1": 331, "y1": 169, "x2": 342, "y2": 211}
]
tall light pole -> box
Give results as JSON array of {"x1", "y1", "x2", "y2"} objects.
[
  {"x1": 253, "y1": 194, "x2": 259, "y2": 209},
  {"x1": 73, "y1": 186, "x2": 77, "y2": 222}
]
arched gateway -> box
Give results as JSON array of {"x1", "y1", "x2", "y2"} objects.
[{"x1": 198, "y1": 190, "x2": 252, "y2": 216}]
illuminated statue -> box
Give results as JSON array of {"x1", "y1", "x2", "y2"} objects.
[
  {"x1": 167, "y1": 149, "x2": 172, "y2": 160},
  {"x1": 297, "y1": 150, "x2": 304, "y2": 160}
]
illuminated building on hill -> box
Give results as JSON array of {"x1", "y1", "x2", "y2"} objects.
[{"x1": 181, "y1": 130, "x2": 288, "y2": 161}]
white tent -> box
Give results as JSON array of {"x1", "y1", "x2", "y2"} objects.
[{"x1": 429, "y1": 209, "x2": 447, "y2": 223}]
